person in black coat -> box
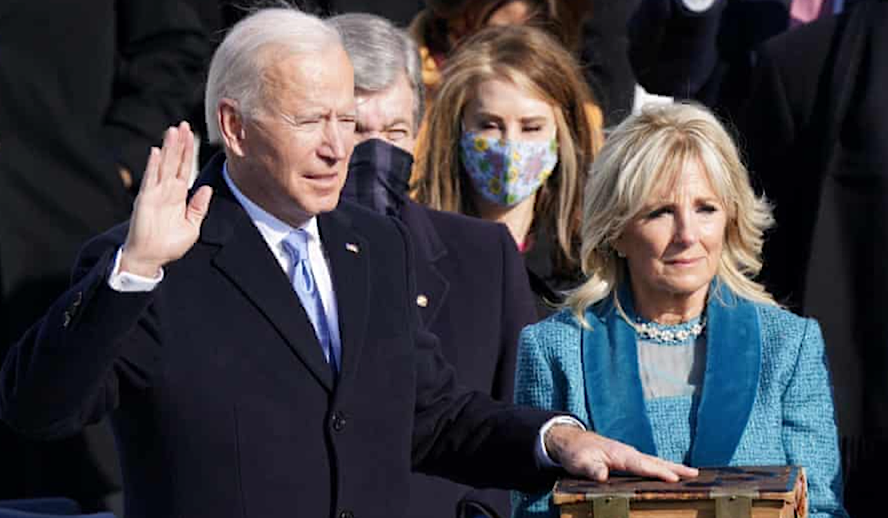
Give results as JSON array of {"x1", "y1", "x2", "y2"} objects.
[
  {"x1": 331, "y1": 13, "x2": 538, "y2": 518},
  {"x1": 0, "y1": 8, "x2": 697, "y2": 518},
  {"x1": 0, "y1": 0, "x2": 208, "y2": 509},
  {"x1": 579, "y1": 0, "x2": 641, "y2": 127},
  {"x1": 734, "y1": 2, "x2": 888, "y2": 515},
  {"x1": 627, "y1": 0, "x2": 792, "y2": 113}
]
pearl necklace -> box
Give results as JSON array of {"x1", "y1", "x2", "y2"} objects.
[{"x1": 629, "y1": 316, "x2": 707, "y2": 345}]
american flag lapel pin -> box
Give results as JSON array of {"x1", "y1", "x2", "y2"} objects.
[{"x1": 345, "y1": 242, "x2": 360, "y2": 254}]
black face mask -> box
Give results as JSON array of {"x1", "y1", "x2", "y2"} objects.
[{"x1": 343, "y1": 139, "x2": 414, "y2": 218}]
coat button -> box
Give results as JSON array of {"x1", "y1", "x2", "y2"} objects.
[
  {"x1": 416, "y1": 294, "x2": 428, "y2": 308},
  {"x1": 338, "y1": 511, "x2": 354, "y2": 518},
  {"x1": 331, "y1": 412, "x2": 347, "y2": 432},
  {"x1": 63, "y1": 291, "x2": 84, "y2": 328}
]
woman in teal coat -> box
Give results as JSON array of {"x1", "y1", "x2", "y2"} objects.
[{"x1": 512, "y1": 103, "x2": 848, "y2": 518}]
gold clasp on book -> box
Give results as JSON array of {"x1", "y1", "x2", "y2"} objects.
[
  {"x1": 590, "y1": 494, "x2": 631, "y2": 518},
  {"x1": 711, "y1": 490, "x2": 759, "y2": 518}
]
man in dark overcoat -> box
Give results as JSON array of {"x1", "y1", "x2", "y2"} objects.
[{"x1": 0, "y1": 8, "x2": 695, "y2": 518}]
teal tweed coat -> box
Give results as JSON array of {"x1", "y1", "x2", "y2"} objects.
[{"x1": 512, "y1": 283, "x2": 848, "y2": 518}]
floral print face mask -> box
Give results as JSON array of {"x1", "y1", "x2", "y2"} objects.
[{"x1": 459, "y1": 131, "x2": 559, "y2": 207}]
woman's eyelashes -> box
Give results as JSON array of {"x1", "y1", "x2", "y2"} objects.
[
  {"x1": 697, "y1": 202, "x2": 720, "y2": 214},
  {"x1": 474, "y1": 118, "x2": 545, "y2": 135},
  {"x1": 642, "y1": 201, "x2": 722, "y2": 220},
  {"x1": 644, "y1": 206, "x2": 673, "y2": 219}
]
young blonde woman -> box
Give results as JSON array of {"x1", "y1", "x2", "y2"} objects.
[{"x1": 412, "y1": 25, "x2": 600, "y2": 317}]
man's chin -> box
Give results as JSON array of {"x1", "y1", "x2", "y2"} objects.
[{"x1": 306, "y1": 191, "x2": 343, "y2": 215}]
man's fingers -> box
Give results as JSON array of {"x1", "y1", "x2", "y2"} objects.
[
  {"x1": 589, "y1": 462, "x2": 609, "y2": 482},
  {"x1": 664, "y1": 459, "x2": 699, "y2": 479},
  {"x1": 142, "y1": 147, "x2": 161, "y2": 189},
  {"x1": 623, "y1": 452, "x2": 698, "y2": 482},
  {"x1": 552, "y1": 429, "x2": 697, "y2": 484},
  {"x1": 186, "y1": 185, "x2": 213, "y2": 227},
  {"x1": 158, "y1": 126, "x2": 181, "y2": 184},
  {"x1": 177, "y1": 121, "x2": 195, "y2": 181}
]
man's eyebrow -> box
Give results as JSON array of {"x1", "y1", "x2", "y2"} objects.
[{"x1": 279, "y1": 110, "x2": 323, "y2": 122}]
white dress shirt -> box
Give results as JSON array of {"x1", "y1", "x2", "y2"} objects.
[{"x1": 221, "y1": 164, "x2": 342, "y2": 366}]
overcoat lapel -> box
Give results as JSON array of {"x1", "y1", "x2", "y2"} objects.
[
  {"x1": 198, "y1": 161, "x2": 335, "y2": 392},
  {"x1": 318, "y1": 209, "x2": 369, "y2": 388},
  {"x1": 582, "y1": 292, "x2": 658, "y2": 456},
  {"x1": 689, "y1": 282, "x2": 761, "y2": 466},
  {"x1": 581, "y1": 282, "x2": 761, "y2": 465},
  {"x1": 400, "y1": 202, "x2": 449, "y2": 328}
]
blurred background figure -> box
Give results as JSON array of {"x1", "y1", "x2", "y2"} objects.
[
  {"x1": 735, "y1": 0, "x2": 888, "y2": 515},
  {"x1": 326, "y1": 0, "x2": 424, "y2": 26},
  {"x1": 627, "y1": 0, "x2": 846, "y2": 115},
  {"x1": 409, "y1": 0, "x2": 593, "y2": 93},
  {"x1": 412, "y1": 25, "x2": 601, "y2": 318},
  {"x1": 331, "y1": 13, "x2": 537, "y2": 518},
  {"x1": 0, "y1": 0, "x2": 208, "y2": 511},
  {"x1": 578, "y1": 0, "x2": 646, "y2": 125},
  {"x1": 513, "y1": 102, "x2": 847, "y2": 518},
  {"x1": 408, "y1": 0, "x2": 636, "y2": 126}
]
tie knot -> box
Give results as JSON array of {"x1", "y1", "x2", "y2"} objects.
[{"x1": 283, "y1": 229, "x2": 310, "y2": 263}]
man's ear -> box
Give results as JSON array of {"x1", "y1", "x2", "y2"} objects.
[{"x1": 218, "y1": 99, "x2": 247, "y2": 157}]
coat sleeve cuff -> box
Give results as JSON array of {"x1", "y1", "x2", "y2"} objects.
[
  {"x1": 108, "y1": 247, "x2": 164, "y2": 292},
  {"x1": 536, "y1": 415, "x2": 586, "y2": 468}
]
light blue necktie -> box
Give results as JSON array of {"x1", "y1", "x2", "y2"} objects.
[{"x1": 282, "y1": 229, "x2": 337, "y2": 375}]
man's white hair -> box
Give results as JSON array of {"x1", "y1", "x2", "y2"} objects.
[
  {"x1": 204, "y1": 7, "x2": 343, "y2": 143},
  {"x1": 329, "y1": 13, "x2": 424, "y2": 132}
]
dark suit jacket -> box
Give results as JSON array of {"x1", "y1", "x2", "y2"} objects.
[
  {"x1": 0, "y1": 0, "x2": 208, "y2": 359},
  {"x1": 580, "y1": 0, "x2": 641, "y2": 126},
  {"x1": 734, "y1": 3, "x2": 888, "y2": 514},
  {"x1": 400, "y1": 201, "x2": 537, "y2": 518},
  {"x1": 0, "y1": 159, "x2": 557, "y2": 518},
  {"x1": 0, "y1": 0, "x2": 208, "y2": 506}
]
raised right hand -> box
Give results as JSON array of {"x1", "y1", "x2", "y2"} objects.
[{"x1": 119, "y1": 122, "x2": 213, "y2": 277}]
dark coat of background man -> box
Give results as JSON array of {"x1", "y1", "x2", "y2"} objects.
[
  {"x1": 734, "y1": 1, "x2": 888, "y2": 515},
  {"x1": 0, "y1": 8, "x2": 695, "y2": 518},
  {"x1": 627, "y1": 0, "x2": 848, "y2": 114},
  {"x1": 331, "y1": 12, "x2": 538, "y2": 518},
  {"x1": 0, "y1": 0, "x2": 209, "y2": 510}
]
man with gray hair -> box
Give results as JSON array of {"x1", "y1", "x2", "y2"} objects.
[
  {"x1": 331, "y1": 13, "x2": 533, "y2": 518},
  {"x1": 1, "y1": 8, "x2": 696, "y2": 518}
]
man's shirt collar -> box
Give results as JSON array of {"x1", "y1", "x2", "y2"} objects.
[{"x1": 222, "y1": 161, "x2": 321, "y2": 248}]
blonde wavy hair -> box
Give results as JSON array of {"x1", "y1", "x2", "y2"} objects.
[
  {"x1": 412, "y1": 25, "x2": 599, "y2": 275},
  {"x1": 566, "y1": 102, "x2": 777, "y2": 323}
]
